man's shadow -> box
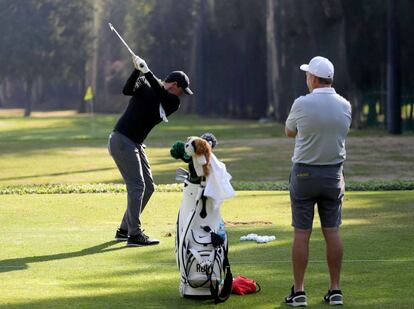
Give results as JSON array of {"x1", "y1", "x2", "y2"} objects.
[{"x1": 0, "y1": 240, "x2": 124, "y2": 273}]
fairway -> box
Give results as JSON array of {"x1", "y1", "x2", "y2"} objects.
[
  {"x1": 0, "y1": 113, "x2": 413, "y2": 185},
  {"x1": 1, "y1": 112, "x2": 413, "y2": 308},
  {"x1": 1, "y1": 191, "x2": 413, "y2": 308}
]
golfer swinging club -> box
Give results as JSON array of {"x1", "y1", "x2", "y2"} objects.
[{"x1": 108, "y1": 35, "x2": 193, "y2": 246}]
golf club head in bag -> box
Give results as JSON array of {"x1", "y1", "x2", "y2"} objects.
[{"x1": 176, "y1": 167, "x2": 189, "y2": 183}]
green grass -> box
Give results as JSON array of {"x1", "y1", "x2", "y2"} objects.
[
  {"x1": 0, "y1": 113, "x2": 284, "y2": 185},
  {"x1": 0, "y1": 113, "x2": 283, "y2": 142},
  {"x1": 1, "y1": 111, "x2": 413, "y2": 307},
  {"x1": 0, "y1": 191, "x2": 413, "y2": 308},
  {"x1": 0, "y1": 111, "x2": 413, "y2": 185}
]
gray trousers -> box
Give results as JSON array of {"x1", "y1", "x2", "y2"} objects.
[{"x1": 108, "y1": 131, "x2": 155, "y2": 236}]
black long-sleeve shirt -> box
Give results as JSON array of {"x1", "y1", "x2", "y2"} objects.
[{"x1": 114, "y1": 70, "x2": 180, "y2": 144}]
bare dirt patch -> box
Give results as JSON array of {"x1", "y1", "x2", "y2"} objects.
[
  {"x1": 345, "y1": 137, "x2": 414, "y2": 180},
  {"x1": 0, "y1": 109, "x2": 80, "y2": 117},
  {"x1": 226, "y1": 220, "x2": 273, "y2": 226},
  {"x1": 224, "y1": 138, "x2": 294, "y2": 148},
  {"x1": 221, "y1": 137, "x2": 414, "y2": 181},
  {"x1": 31, "y1": 110, "x2": 79, "y2": 118}
]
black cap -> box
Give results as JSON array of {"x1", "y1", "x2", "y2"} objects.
[{"x1": 165, "y1": 71, "x2": 193, "y2": 95}]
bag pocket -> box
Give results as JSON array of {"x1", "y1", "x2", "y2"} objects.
[{"x1": 186, "y1": 248, "x2": 223, "y2": 288}]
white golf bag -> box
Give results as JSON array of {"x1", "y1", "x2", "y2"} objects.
[{"x1": 176, "y1": 181, "x2": 233, "y2": 303}]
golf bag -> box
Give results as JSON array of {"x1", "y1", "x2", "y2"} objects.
[{"x1": 176, "y1": 181, "x2": 233, "y2": 303}]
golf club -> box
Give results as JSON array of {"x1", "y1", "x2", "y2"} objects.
[
  {"x1": 108, "y1": 23, "x2": 146, "y2": 70},
  {"x1": 176, "y1": 167, "x2": 189, "y2": 176},
  {"x1": 175, "y1": 174, "x2": 188, "y2": 183},
  {"x1": 175, "y1": 167, "x2": 189, "y2": 183},
  {"x1": 108, "y1": 23, "x2": 136, "y2": 57}
]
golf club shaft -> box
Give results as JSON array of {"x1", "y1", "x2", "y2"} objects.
[{"x1": 108, "y1": 23, "x2": 136, "y2": 57}]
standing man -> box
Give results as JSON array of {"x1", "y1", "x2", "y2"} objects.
[
  {"x1": 283, "y1": 56, "x2": 351, "y2": 306},
  {"x1": 109, "y1": 55, "x2": 193, "y2": 247}
]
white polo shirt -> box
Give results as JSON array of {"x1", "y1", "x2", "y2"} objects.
[{"x1": 285, "y1": 87, "x2": 352, "y2": 165}]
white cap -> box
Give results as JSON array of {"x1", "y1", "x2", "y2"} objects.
[{"x1": 300, "y1": 56, "x2": 334, "y2": 79}]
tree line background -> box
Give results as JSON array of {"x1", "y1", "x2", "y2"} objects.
[{"x1": 0, "y1": 0, "x2": 413, "y2": 131}]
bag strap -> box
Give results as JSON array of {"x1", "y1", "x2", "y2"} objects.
[{"x1": 210, "y1": 244, "x2": 233, "y2": 304}]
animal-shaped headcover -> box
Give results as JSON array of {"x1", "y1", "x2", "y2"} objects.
[
  {"x1": 200, "y1": 132, "x2": 218, "y2": 149},
  {"x1": 184, "y1": 136, "x2": 212, "y2": 177}
]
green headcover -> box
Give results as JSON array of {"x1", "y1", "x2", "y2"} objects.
[{"x1": 170, "y1": 141, "x2": 191, "y2": 161}]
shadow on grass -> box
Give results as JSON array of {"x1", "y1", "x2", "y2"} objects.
[
  {"x1": 0, "y1": 227, "x2": 286, "y2": 309},
  {"x1": 0, "y1": 114, "x2": 283, "y2": 143},
  {"x1": 0, "y1": 240, "x2": 125, "y2": 273},
  {"x1": 0, "y1": 167, "x2": 116, "y2": 182},
  {"x1": 0, "y1": 286, "x2": 272, "y2": 309},
  {"x1": 0, "y1": 139, "x2": 108, "y2": 156},
  {"x1": 1, "y1": 220, "x2": 414, "y2": 308},
  {"x1": 1, "y1": 193, "x2": 414, "y2": 308}
]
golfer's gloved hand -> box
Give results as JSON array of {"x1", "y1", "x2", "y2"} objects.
[{"x1": 133, "y1": 55, "x2": 150, "y2": 73}]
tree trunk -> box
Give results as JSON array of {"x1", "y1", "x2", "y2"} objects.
[
  {"x1": 194, "y1": 0, "x2": 206, "y2": 116},
  {"x1": 90, "y1": 0, "x2": 99, "y2": 114},
  {"x1": 386, "y1": 0, "x2": 402, "y2": 134},
  {"x1": 350, "y1": 90, "x2": 363, "y2": 129},
  {"x1": 266, "y1": 0, "x2": 279, "y2": 119},
  {"x1": 0, "y1": 82, "x2": 4, "y2": 107},
  {"x1": 24, "y1": 80, "x2": 33, "y2": 117}
]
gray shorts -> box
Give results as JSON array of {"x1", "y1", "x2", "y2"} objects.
[{"x1": 289, "y1": 163, "x2": 345, "y2": 229}]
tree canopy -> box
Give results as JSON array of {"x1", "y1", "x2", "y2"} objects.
[{"x1": 0, "y1": 0, "x2": 413, "y2": 130}]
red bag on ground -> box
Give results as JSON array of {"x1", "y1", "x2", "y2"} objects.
[{"x1": 231, "y1": 276, "x2": 261, "y2": 295}]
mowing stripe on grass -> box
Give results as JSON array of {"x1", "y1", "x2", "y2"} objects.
[
  {"x1": 233, "y1": 259, "x2": 414, "y2": 264},
  {"x1": 1, "y1": 258, "x2": 413, "y2": 269}
]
